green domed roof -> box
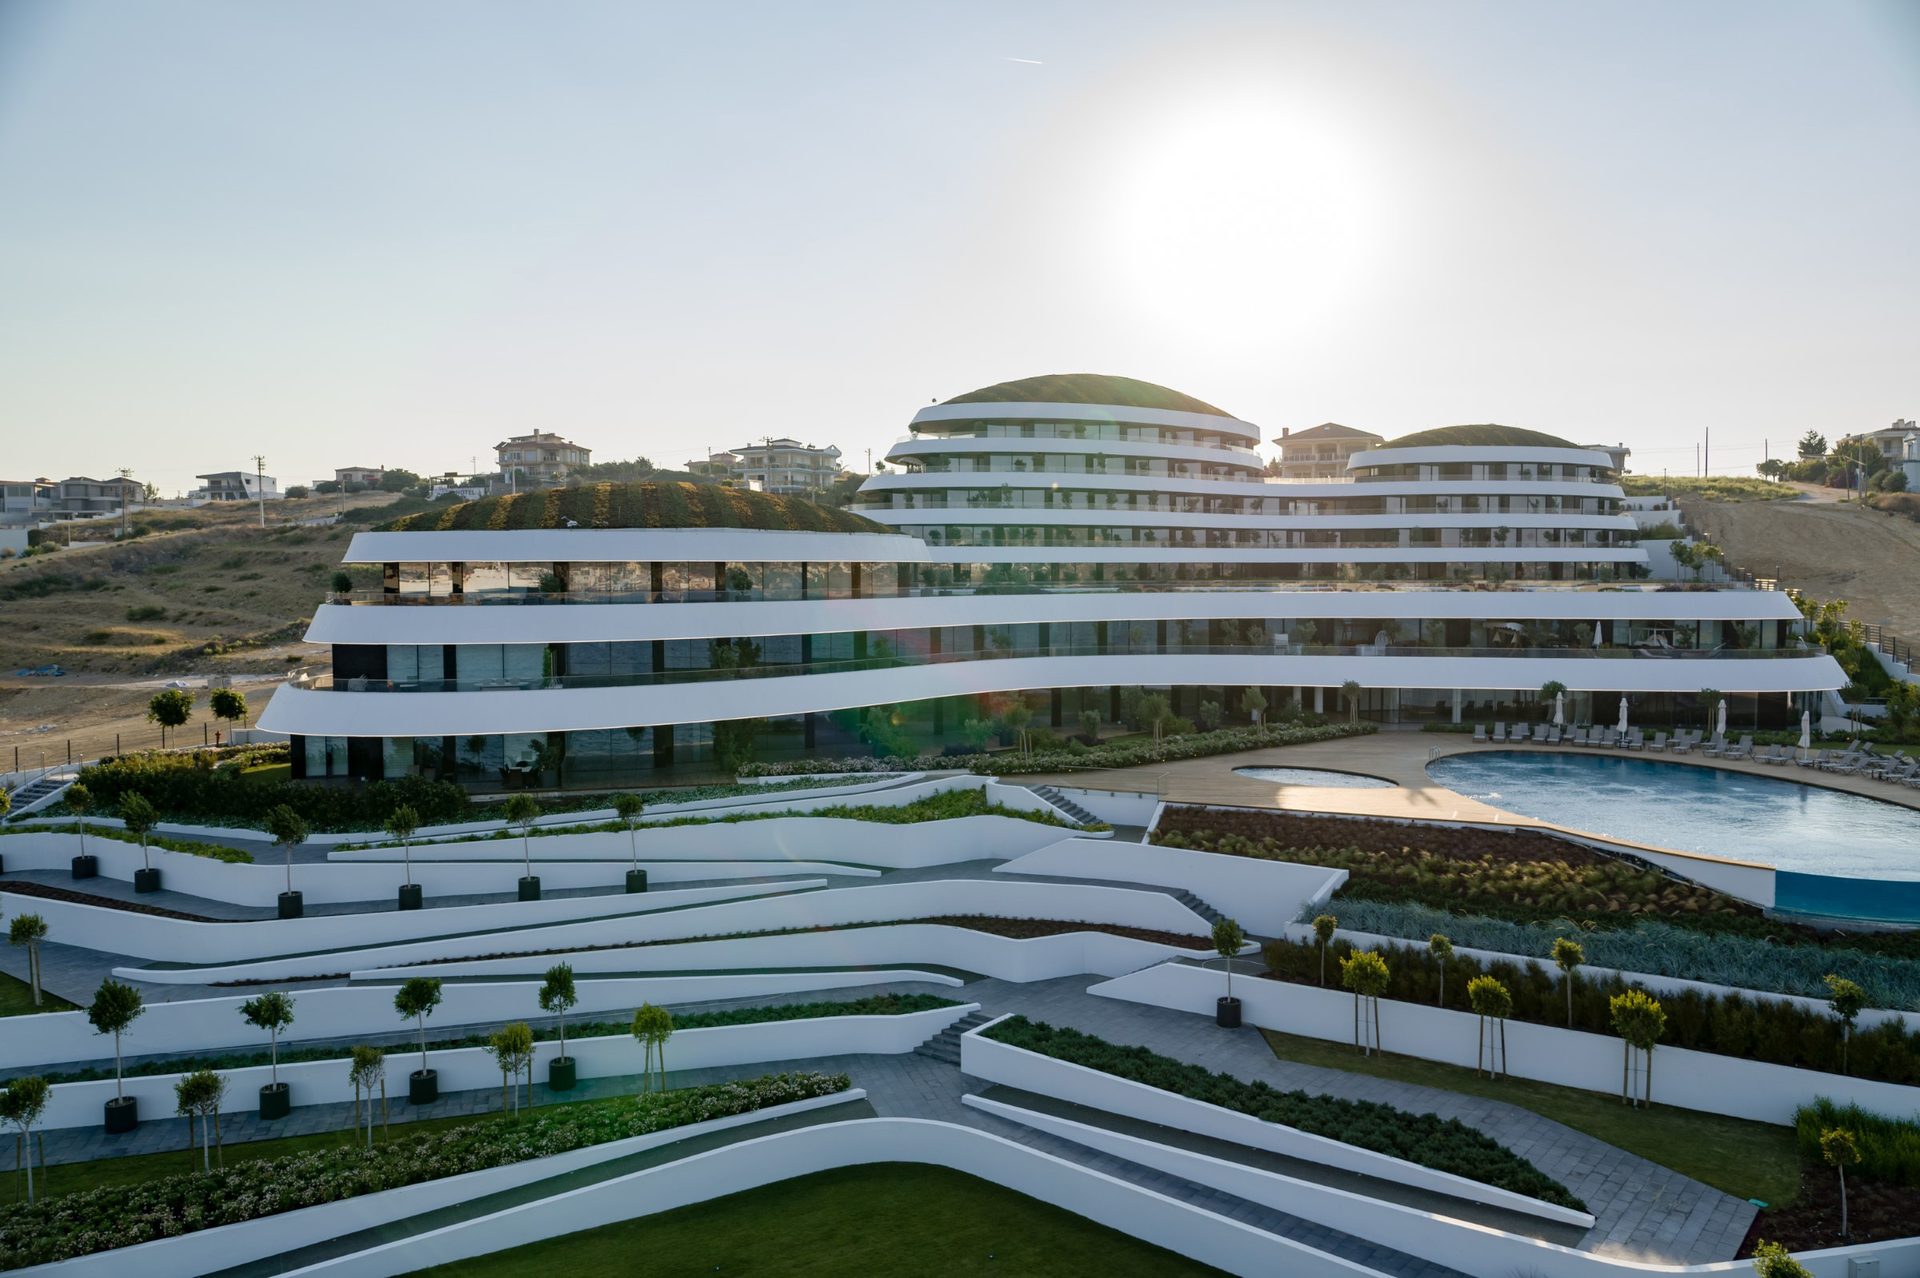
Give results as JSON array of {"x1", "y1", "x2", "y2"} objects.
[
  {"x1": 1385, "y1": 424, "x2": 1578, "y2": 449},
  {"x1": 943, "y1": 374, "x2": 1232, "y2": 418},
  {"x1": 382, "y1": 482, "x2": 887, "y2": 534}
]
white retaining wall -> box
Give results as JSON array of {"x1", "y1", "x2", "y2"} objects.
[
  {"x1": 110, "y1": 879, "x2": 1210, "y2": 982},
  {"x1": 997, "y1": 838, "x2": 1346, "y2": 935},
  {"x1": 1092, "y1": 960, "x2": 1920, "y2": 1126},
  {"x1": 959, "y1": 1017, "x2": 1592, "y2": 1227},
  {"x1": 35, "y1": 1006, "x2": 970, "y2": 1131},
  {"x1": 1046, "y1": 786, "x2": 1164, "y2": 827},
  {"x1": 0, "y1": 970, "x2": 960, "y2": 1070}
]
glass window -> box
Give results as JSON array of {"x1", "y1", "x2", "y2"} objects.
[{"x1": 304, "y1": 735, "x2": 349, "y2": 777}]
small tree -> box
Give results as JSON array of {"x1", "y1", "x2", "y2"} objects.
[
  {"x1": 1824, "y1": 974, "x2": 1866, "y2": 1076},
  {"x1": 1212, "y1": 917, "x2": 1245, "y2": 1004},
  {"x1": 611, "y1": 793, "x2": 646, "y2": 871},
  {"x1": 173, "y1": 1068, "x2": 226, "y2": 1173},
  {"x1": 1139, "y1": 693, "x2": 1174, "y2": 744},
  {"x1": 1428, "y1": 934, "x2": 1453, "y2": 1006},
  {"x1": 1552, "y1": 936, "x2": 1585, "y2": 1029},
  {"x1": 1820, "y1": 1128, "x2": 1861, "y2": 1241},
  {"x1": 348, "y1": 1046, "x2": 385, "y2": 1149},
  {"x1": 487, "y1": 1022, "x2": 535, "y2": 1115},
  {"x1": 1001, "y1": 701, "x2": 1033, "y2": 755},
  {"x1": 146, "y1": 688, "x2": 193, "y2": 747},
  {"x1": 503, "y1": 793, "x2": 541, "y2": 880},
  {"x1": 119, "y1": 791, "x2": 160, "y2": 873},
  {"x1": 209, "y1": 687, "x2": 248, "y2": 730},
  {"x1": 1341, "y1": 950, "x2": 1390, "y2": 1055},
  {"x1": 1609, "y1": 989, "x2": 1666, "y2": 1107},
  {"x1": 7, "y1": 913, "x2": 48, "y2": 1007},
  {"x1": 1751, "y1": 1240, "x2": 1814, "y2": 1278},
  {"x1": 239, "y1": 991, "x2": 296, "y2": 1090},
  {"x1": 0, "y1": 1077, "x2": 49, "y2": 1202},
  {"x1": 66, "y1": 782, "x2": 95, "y2": 859},
  {"x1": 1240, "y1": 687, "x2": 1268, "y2": 726},
  {"x1": 632, "y1": 1003, "x2": 674, "y2": 1094},
  {"x1": 87, "y1": 978, "x2": 145, "y2": 1104},
  {"x1": 1312, "y1": 914, "x2": 1337, "y2": 986},
  {"x1": 384, "y1": 803, "x2": 421, "y2": 888},
  {"x1": 1539, "y1": 680, "x2": 1567, "y2": 721},
  {"x1": 394, "y1": 977, "x2": 444, "y2": 1078},
  {"x1": 1340, "y1": 679, "x2": 1363, "y2": 725},
  {"x1": 265, "y1": 803, "x2": 310, "y2": 898},
  {"x1": 1197, "y1": 699, "x2": 1222, "y2": 732},
  {"x1": 1467, "y1": 975, "x2": 1511, "y2": 1078},
  {"x1": 540, "y1": 962, "x2": 578, "y2": 1064},
  {"x1": 1077, "y1": 709, "x2": 1101, "y2": 743},
  {"x1": 331, "y1": 570, "x2": 355, "y2": 596}
]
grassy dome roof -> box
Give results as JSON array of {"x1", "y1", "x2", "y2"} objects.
[
  {"x1": 1384, "y1": 424, "x2": 1578, "y2": 449},
  {"x1": 382, "y1": 482, "x2": 887, "y2": 534},
  {"x1": 943, "y1": 374, "x2": 1232, "y2": 418}
]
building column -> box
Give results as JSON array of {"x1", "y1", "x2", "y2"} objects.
[
  {"x1": 1313, "y1": 686, "x2": 1325, "y2": 715},
  {"x1": 1452, "y1": 688, "x2": 1463, "y2": 724}
]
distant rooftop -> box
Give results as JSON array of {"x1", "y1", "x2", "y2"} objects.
[
  {"x1": 943, "y1": 373, "x2": 1232, "y2": 418},
  {"x1": 1279, "y1": 422, "x2": 1383, "y2": 442}
]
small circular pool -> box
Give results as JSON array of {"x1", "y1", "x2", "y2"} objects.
[
  {"x1": 1232, "y1": 766, "x2": 1396, "y2": 789},
  {"x1": 1428, "y1": 750, "x2": 1920, "y2": 881}
]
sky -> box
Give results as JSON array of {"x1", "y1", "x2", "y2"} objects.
[{"x1": 1, "y1": 0, "x2": 1916, "y2": 497}]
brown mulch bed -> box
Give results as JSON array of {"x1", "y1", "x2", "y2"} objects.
[
  {"x1": 0, "y1": 880, "x2": 217, "y2": 921},
  {"x1": 1738, "y1": 1167, "x2": 1920, "y2": 1254},
  {"x1": 1154, "y1": 805, "x2": 1620, "y2": 867}
]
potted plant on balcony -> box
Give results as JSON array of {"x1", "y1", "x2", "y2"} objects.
[
  {"x1": 66, "y1": 782, "x2": 98, "y2": 879},
  {"x1": 267, "y1": 804, "x2": 309, "y2": 918},
  {"x1": 120, "y1": 791, "x2": 162, "y2": 893},
  {"x1": 240, "y1": 991, "x2": 296, "y2": 1119},
  {"x1": 395, "y1": 976, "x2": 444, "y2": 1104},
  {"x1": 504, "y1": 793, "x2": 541, "y2": 900},
  {"x1": 613, "y1": 793, "x2": 648, "y2": 893},
  {"x1": 1212, "y1": 916, "x2": 1244, "y2": 1028},
  {"x1": 88, "y1": 977, "x2": 144, "y2": 1133},
  {"x1": 386, "y1": 803, "x2": 422, "y2": 910},
  {"x1": 539, "y1": 962, "x2": 579, "y2": 1091}
]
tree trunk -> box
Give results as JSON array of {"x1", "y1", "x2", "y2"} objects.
[
  {"x1": 1839, "y1": 1166, "x2": 1849, "y2": 1240},
  {"x1": 1476, "y1": 1016, "x2": 1484, "y2": 1076},
  {"x1": 201, "y1": 1114, "x2": 210, "y2": 1173},
  {"x1": 1372, "y1": 997, "x2": 1381, "y2": 1058},
  {"x1": 1499, "y1": 1020, "x2": 1508, "y2": 1079},
  {"x1": 1352, "y1": 990, "x2": 1360, "y2": 1052},
  {"x1": 115, "y1": 1033, "x2": 124, "y2": 1100},
  {"x1": 1438, "y1": 966, "x2": 1444, "y2": 1007},
  {"x1": 22, "y1": 1130, "x2": 33, "y2": 1203},
  {"x1": 403, "y1": 838, "x2": 412, "y2": 888},
  {"x1": 1566, "y1": 977, "x2": 1574, "y2": 1029},
  {"x1": 1643, "y1": 1047, "x2": 1654, "y2": 1109},
  {"x1": 270, "y1": 1029, "x2": 279, "y2": 1088},
  {"x1": 1622, "y1": 1040, "x2": 1630, "y2": 1104}
]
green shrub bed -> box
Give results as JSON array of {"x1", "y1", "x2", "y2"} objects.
[
  {"x1": 739, "y1": 721, "x2": 1375, "y2": 778},
  {"x1": 30, "y1": 995, "x2": 957, "y2": 1085},
  {"x1": 0, "y1": 1071, "x2": 849, "y2": 1268},
  {"x1": 1797, "y1": 1098, "x2": 1920, "y2": 1187},
  {"x1": 981, "y1": 1015, "x2": 1584, "y2": 1211},
  {"x1": 73, "y1": 750, "x2": 470, "y2": 830},
  {"x1": 381, "y1": 482, "x2": 884, "y2": 534},
  {"x1": 1262, "y1": 935, "x2": 1920, "y2": 1084}
]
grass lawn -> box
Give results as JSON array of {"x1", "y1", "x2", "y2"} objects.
[
  {"x1": 0, "y1": 973, "x2": 74, "y2": 1017},
  {"x1": 1259, "y1": 1029, "x2": 1801, "y2": 1207},
  {"x1": 406, "y1": 1162, "x2": 1225, "y2": 1277}
]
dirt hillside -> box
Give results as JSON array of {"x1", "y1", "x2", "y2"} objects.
[{"x1": 1683, "y1": 495, "x2": 1920, "y2": 638}]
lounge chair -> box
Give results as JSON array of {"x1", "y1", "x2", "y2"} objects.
[
  {"x1": 1703, "y1": 734, "x2": 1728, "y2": 757},
  {"x1": 1724, "y1": 735, "x2": 1754, "y2": 761},
  {"x1": 1795, "y1": 748, "x2": 1824, "y2": 769},
  {"x1": 1648, "y1": 732, "x2": 1668, "y2": 753},
  {"x1": 1546, "y1": 725, "x2": 1563, "y2": 744},
  {"x1": 1669, "y1": 732, "x2": 1692, "y2": 755},
  {"x1": 1472, "y1": 723, "x2": 1488, "y2": 743},
  {"x1": 1492, "y1": 723, "x2": 1507, "y2": 743}
]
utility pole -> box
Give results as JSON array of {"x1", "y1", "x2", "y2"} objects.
[
  {"x1": 116, "y1": 466, "x2": 133, "y2": 538},
  {"x1": 252, "y1": 454, "x2": 267, "y2": 528},
  {"x1": 1704, "y1": 428, "x2": 1710, "y2": 476}
]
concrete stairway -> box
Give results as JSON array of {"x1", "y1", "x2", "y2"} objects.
[
  {"x1": 914, "y1": 1009, "x2": 994, "y2": 1064},
  {"x1": 1029, "y1": 785, "x2": 1099, "y2": 827}
]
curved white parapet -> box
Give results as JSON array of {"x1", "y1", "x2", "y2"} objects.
[
  {"x1": 910, "y1": 397, "x2": 1264, "y2": 441},
  {"x1": 0, "y1": 969, "x2": 964, "y2": 1070},
  {"x1": 1349, "y1": 444, "x2": 1620, "y2": 471},
  {"x1": 343, "y1": 527, "x2": 929, "y2": 565}
]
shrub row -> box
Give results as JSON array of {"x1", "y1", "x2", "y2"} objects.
[
  {"x1": 0, "y1": 825, "x2": 253, "y2": 866},
  {"x1": 383, "y1": 482, "x2": 882, "y2": 535},
  {"x1": 0, "y1": 1071, "x2": 849, "y2": 1267},
  {"x1": 1796, "y1": 1098, "x2": 1920, "y2": 1187},
  {"x1": 1263, "y1": 934, "x2": 1920, "y2": 1084},
  {"x1": 73, "y1": 751, "x2": 470, "y2": 830},
  {"x1": 1307, "y1": 898, "x2": 1920, "y2": 1014},
  {"x1": 982, "y1": 1015, "x2": 1583, "y2": 1211},
  {"x1": 34, "y1": 995, "x2": 957, "y2": 1085},
  {"x1": 739, "y1": 720, "x2": 1376, "y2": 778}
]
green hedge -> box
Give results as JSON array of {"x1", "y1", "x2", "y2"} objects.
[
  {"x1": 739, "y1": 721, "x2": 1375, "y2": 778},
  {"x1": 0, "y1": 1071, "x2": 848, "y2": 1267},
  {"x1": 74, "y1": 750, "x2": 470, "y2": 831},
  {"x1": 982, "y1": 1015, "x2": 1583, "y2": 1211},
  {"x1": 1796, "y1": 1098, "x2": 1920, "y2": 1186},
  {"x1": 381, "y1": 482, "x2": 885, "y2": 534},
  {"x1": 37, "y1": 994, "x2": 957, "y2": 1084},
  {"x1": 1263, "y1": 935, "x2": 1920, "y2": 1085}
]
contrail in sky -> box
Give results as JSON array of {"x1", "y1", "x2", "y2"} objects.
[{"x1": 1004, "y1": 57, "x2": 1043, "y2": 65}]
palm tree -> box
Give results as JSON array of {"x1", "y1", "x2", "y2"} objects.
[
  {"x1": 1552, "y1": 936, "x2": 1584, "y2": 1028},
  {"x1": 1311, "y1": 914, "x2": 1337, "y2": 986}
]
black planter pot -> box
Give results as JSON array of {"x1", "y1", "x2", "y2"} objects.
[
  {"x1": 133, "y1": 867, "x2": 162, "y2": 894},
  {"x1": 259, "y1": 1082, "x2": 291, "y2": 1120},
  {"x1": 1216, "y1": 996, "x2": 1242, "y2": 1029},
  {"x1": 71, "y1": 854, "x2": 99, "y2": 880},
  {"x1": 0, "y1": 852, "x2": 6, "y2": 874},
  {"x1": 104, "y1": 1095, "x2": 138, "y2": 1134},
  {"x1": 409, "y1": 1069, "x2": 439, "y2": 1105},
  {"x1": 548, "y1": 1056, "x2": 577, "y2": 1092},
  {"x1": 278, "y1": 890, "x2": 304, "y2": 919},
  {"x1": 397, "y1": 882, "x2": 423, "y2": 911},
  {"x1": 518, "y1": 875, "x2": 542, "y2": 902},
  {"x1": 625, "y1": 868, "x2": 649, "y2": 894}
]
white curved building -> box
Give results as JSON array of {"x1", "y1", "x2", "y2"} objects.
[{"x1": 261, "y1": 374, "x2": 1842, "y2": 786}]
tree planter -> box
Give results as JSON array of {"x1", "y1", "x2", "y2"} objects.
[
  {"x1": 518, "y1": 875, "x2": 542, "y2": 902},
  {"x1": 70, "y1": 854, "x2": 99, "y2": 880},
  {"x1": 133, "y1": 867, "x2": 162, "y2": 894},
  {"x1": 103, "y1": 1095, "x2": 138, "y2": 1134},
  {"x1": 548, "y1": 1056, "x2": 577, "y2": 1091},
  {"x1": 397, "y1": 883, "x2": 423, "y2": 911},
  {"x1": 409, "y1": 1069, "x2": 439, "y2": 1105},
  {"x1": 278, "y1": 890, "x2": 304, "y2": 919},
  {"x1": 258, "y1": 1082, "x2": 291, "y2": 1120},
  {"x1": 1216, "y1": 996, "x2": 1243, "y2": 1028},
  {"x1": 625, "y1": 869, "x2": 649, "y2": 894}
]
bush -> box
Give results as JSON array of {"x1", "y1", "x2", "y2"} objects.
[
  {"x1": 0, "y1": 823, "x2": 252, "y2": 865},
  {"x1": 1796, "y1": 1099, "x2": 1920, "y2": 1186},
  {"x1": 0, "y1": 1071, "x2": 848, "y2": 1267},
  {"x1": 984, "y1": 1016, "x2": 1583, "y2": 1211},
  {"x1": 383, "y1": 481, "x2": 884, "y2": 534},
  {"x1": 74, "y1": 749, "x2": 469, "y2": 831}
]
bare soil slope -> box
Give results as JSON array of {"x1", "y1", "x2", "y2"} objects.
[{"x1": 1683, "y1": 496, "x2": 1920, "y2": 636}]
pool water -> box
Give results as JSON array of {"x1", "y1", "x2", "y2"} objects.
[
  {"x1": 1427, "y1": 751, "x2": 1920, "y2": 881},
  {"x1": 1232, "y1": 767, "x2": 1396, "y2": 789}
]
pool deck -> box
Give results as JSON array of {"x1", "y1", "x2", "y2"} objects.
[{"x1": 1024, "y1": 729, "x2": 1920, "y2": 837}]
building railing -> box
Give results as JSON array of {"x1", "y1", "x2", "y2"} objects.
[{"x1": 311, "y1": 641, "x2": 1826, "y2": 695}]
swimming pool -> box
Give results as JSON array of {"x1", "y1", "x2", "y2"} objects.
[
  {"x1": 1427, "y1": 751, "x2": 1920, "y2": 881},
  {"x1": 1232, "y1": 766, "x2": 1396, "y2": 789}
]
